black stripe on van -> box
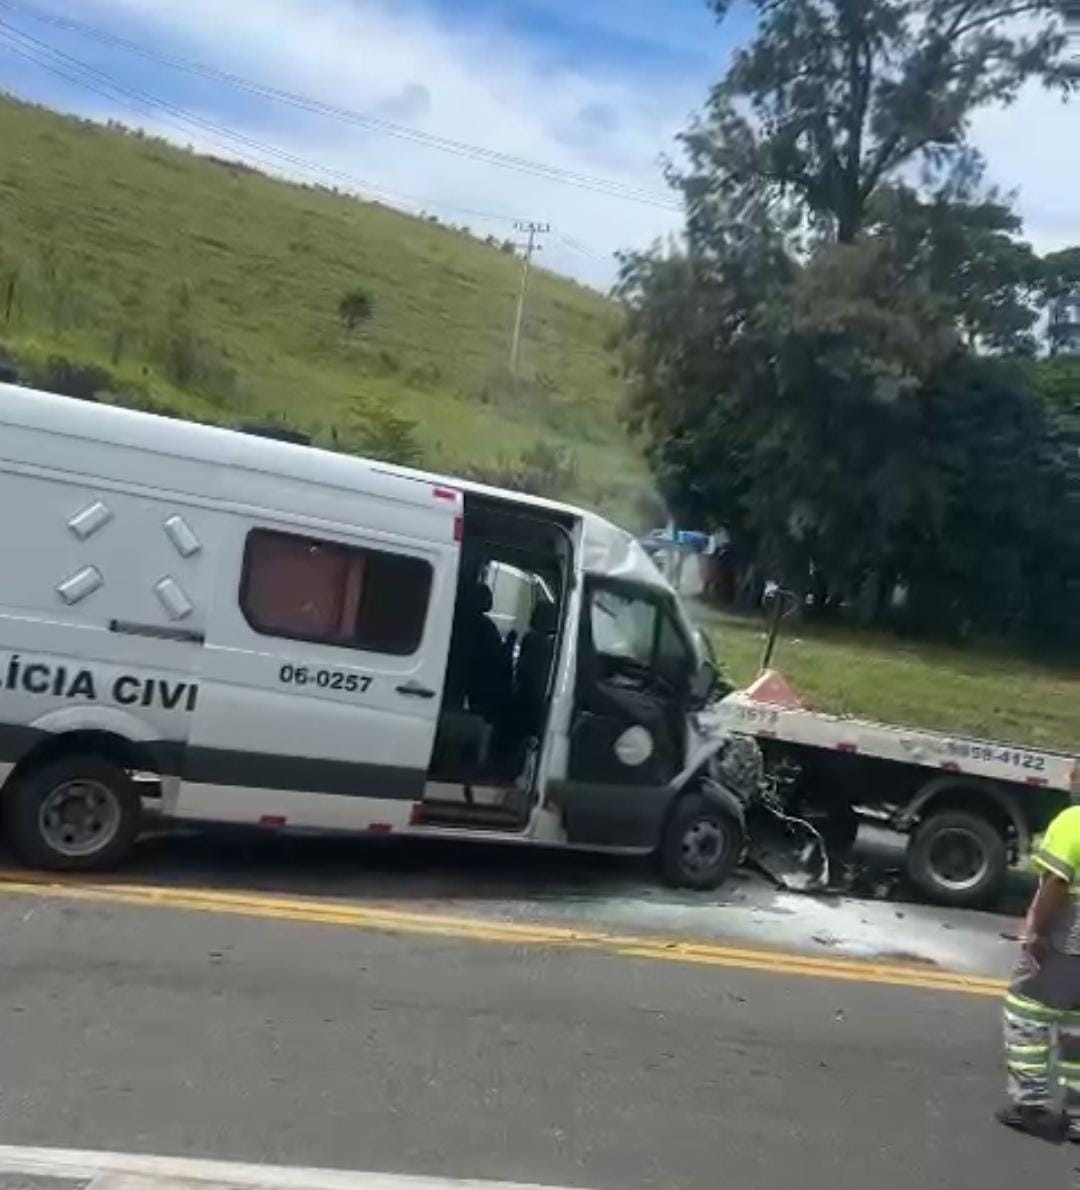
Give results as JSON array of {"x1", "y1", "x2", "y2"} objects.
[
  {"x1": 181, "y1": 747, "x2": 425, "y2": 800},
  {"x1": 0, "y1": 727, "x2": 424, "y2": 801}
]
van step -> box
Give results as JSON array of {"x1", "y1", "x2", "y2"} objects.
[{"x1": 415, "y1": 799, "x2": 526, "y2": 830}]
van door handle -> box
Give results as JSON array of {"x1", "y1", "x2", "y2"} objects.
[{"x1": 396, "y1": 681, "x2": 436, "y2": 700}]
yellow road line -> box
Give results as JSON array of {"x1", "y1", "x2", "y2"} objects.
[{"x1": 0, "y1": 871, "x2": 1007, "y2": 998}]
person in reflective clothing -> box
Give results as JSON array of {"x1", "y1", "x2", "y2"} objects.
[{"x1": 998, "y1": 805, "x2": 1080, "y2": 1141}]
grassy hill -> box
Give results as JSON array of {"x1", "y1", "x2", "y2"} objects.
[{"x1": 0, "y1": 96, "x2": 648, "y2": 519}]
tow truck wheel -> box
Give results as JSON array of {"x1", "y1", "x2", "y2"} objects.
[
  {"x1": 659, "y1": 793, "x2": 744, "y2": 890},
  {"x1": 905, "y1": 809, "x2": 1007, "y2": 909},
  {"x1": 4, "y1": 753, "x2": 141, "y2": 871}
]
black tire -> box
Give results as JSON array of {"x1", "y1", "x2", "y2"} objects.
[
  {"x1": 4, "y1": 753, "x2": 141, "y2": 871},
  {"x1": 659, "y1": 793, "x2": 744, "y2": 890},
  {"x1": 905, "y1": 809, "x2": 1007, "y2": 909}
]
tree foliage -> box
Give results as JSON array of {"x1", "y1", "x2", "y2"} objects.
[
  {"x1": 1042, "y1": 246, "x2": 1080, "y2": 298},
  {"x1": 685, "y1": 0, "x2": 1073, "y2": 243},
  {"x1": 620, "y1": 0, "x2": 1078, "y2": 643}
]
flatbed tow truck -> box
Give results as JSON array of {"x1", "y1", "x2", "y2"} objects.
[{"x1": 716, "y1": 668, "x2": 1079, "y2": 908}]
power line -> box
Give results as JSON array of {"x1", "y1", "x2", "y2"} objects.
[
  {"x1": 0, "y1": 19, "x2": 618, "y2": 270},
  {"x1": 555, "y1": 232, "x2": 613, "y2": 265},
  {"x1": 0, "y1": 21, "x2": 546, "y2": 229},
  {"x1": 1, "y1": 0, "x2": 682, "y2": 212}
]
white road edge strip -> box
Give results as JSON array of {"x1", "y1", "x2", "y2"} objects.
[{"x1": 0, "y1": 1146, "x2": 586, "y2": 1190}]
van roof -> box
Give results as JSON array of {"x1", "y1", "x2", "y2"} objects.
[{"x1": 0, "y1": 383, "x2": 670, "y2": 591}]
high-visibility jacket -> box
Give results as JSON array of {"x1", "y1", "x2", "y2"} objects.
[{"x1": 1034, "y1": 805, "x2": 1080, "y2": 953}]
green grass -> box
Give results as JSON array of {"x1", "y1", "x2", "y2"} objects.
[
  {"x1": 695, "y1": 605, "x2": 1080, "y2": 753},
  {"x1": 0, "y1": 97, "x2": 647, "y2": 519}
]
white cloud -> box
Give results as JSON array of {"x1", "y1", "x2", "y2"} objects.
[
  {"x1": 971, "y1": 84, "x2": 1080, "y2": 253},
  {"x1": 56, "y1": 0, "x2": 697, "y2": 285}
]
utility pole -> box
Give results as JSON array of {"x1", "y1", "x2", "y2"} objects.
[{"x1": 509, "y1": 220, "x2": 549, "y2": 380}]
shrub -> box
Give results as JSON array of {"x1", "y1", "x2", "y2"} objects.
[
  {"x1": 461, "y1": 440, "x2": 578, "y2": 499},
  {"x1": 346, "y1": 399, "x2": 423, "y2": 467},
  {"x1": 28, "y1": 355, "x2": 116, "y2": 402},
  {"x1": 338, "y1": 286, "x2": 375, "y2": 334},
  {"x1": 153, "y1": 287, "x2": 237, "y2": 402}
]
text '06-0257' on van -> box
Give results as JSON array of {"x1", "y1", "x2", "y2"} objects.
[{"x1": 0, "y1": 381, "x2": 769, "y2": 887}]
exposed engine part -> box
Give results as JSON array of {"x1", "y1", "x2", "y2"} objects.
[
  {"x1": 709, "y1": 735, "x2": 829, "y2": 891},
  {"x1": 748, "y1": 790, "x2": 830, "y2": 893},
  {"x1": 712, "y1": 734, "x2": 765, "y2": 804},
  {"x1": 768, "y1": 755, "x2": 804, "y2": 810}
]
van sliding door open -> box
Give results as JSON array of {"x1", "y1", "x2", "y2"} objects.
[{"x1": 418, "y1": 494, "x2": 577, "y2": 832}]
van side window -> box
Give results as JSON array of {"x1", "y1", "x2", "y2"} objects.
[{"x1": 240, "y1": 529, "x2": 432, "y2": 656}]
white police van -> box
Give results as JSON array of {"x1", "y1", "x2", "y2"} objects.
[{"x1": 0, "y1": 383, "x2": 754, "y2": 886}]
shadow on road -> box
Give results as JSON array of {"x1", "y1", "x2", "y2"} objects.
[
  {"x1": 125, "y1": 824, "x2": 696, "y2": 905},
  {"x1": 3, "y1": 818, "x2": 1029, "y2": 918}
]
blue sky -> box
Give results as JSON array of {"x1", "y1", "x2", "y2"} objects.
[
  {"x1": 0, "y1": 0, "x2": 748, "y2": 282},
  {"x1": 0, "y1": 0, "x2": 1072, "y2": 285}
]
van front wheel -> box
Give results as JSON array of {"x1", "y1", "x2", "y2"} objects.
[
  {"x1": 5, "y1": 754, "x2": 141, "y2": 871},
  {"x1": 659, "y1": 793, "x2": 744, "y2": 890}
]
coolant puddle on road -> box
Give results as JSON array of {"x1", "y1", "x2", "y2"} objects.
[{"x1": 448, "y1": 872, "x2": 1019, "y2": 977}]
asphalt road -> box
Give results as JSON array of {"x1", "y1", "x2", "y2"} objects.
[
  {"x1": 0, "y1": 827, "x2": 1071, "y2": 1190},
  {"x1": 111, "y1": 823, "x2": 1031, "y2": 974}
]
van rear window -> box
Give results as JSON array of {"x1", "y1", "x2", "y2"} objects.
[{"x1": 240, "y1": 529, "x2": 432, "y2": 656}]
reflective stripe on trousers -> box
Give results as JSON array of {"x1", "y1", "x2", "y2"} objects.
[{"x1": 1004, "y1": 953, "x2": 1080, "y2": 1111}]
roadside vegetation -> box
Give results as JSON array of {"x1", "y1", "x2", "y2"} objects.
[
  {"x1": 618, "y1": 0, "x2": 1080, "y2": 652},
  {"x1": 0, "y1": 96, "x2": 648, "y2": 519}
]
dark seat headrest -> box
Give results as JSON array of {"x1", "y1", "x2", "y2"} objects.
[
  {"x1": 530, "y1": 600, "x2": 558, "y2": 634},
  {"x1": 473, "y1": 584, "x2": 494, "y2": 614}
]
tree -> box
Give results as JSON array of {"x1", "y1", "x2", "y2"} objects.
[
  {"x1": 887, "y1": 356, "x2": 1077, "y2": 637},
  {"x1": 619, "y1": 226, "x2": 961, "y2": 607},
  {"x1": 866, "y1": 186, "x2": 1044, "y2": 351},
  {"x1": 681, "y1": 0, "x2": 1073, "y2": 244},
  {"x1": 620, "y1": 231, "x2": 1078, "y2": 634},
  {"x1": 618, "y1": 0, "x2": 1078, "y2": 639},
  {"x1": 1042, "y1": 246, "x2": 1080, "y2": 297},
  {"x1": 338, "y1": 286, "x2": 375, "y2": 335}
]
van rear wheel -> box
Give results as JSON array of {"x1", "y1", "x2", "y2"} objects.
[
  {"x1": 659, "y1": 793, "x2": 743, "y2": 890},
  {"x1": 5, "y1": 754, "x2": 141, "y2": 871}
]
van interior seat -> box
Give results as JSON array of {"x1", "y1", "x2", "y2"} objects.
[
  {"x1": 516, "y1": 600, "x2": 558, "y2": 721},
  {"x1": 430, "y1": 709, "x2": 492, "y2": 783}
]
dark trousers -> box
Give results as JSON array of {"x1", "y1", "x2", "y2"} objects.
[{"x1": 1004, "y1": 950, "x2": 1080, "y2": 1111}]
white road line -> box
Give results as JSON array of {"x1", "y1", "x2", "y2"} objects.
[{"x1": 0, "y1": 1146, "x2": 587, "y2": 1190}]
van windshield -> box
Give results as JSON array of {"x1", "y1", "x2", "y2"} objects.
[
  {"x1": 590, "y1": 583, "x2": 695, "y2": 690},
  {"x1": 591, "y1": 587, "x2": 654, "y2": 662}
]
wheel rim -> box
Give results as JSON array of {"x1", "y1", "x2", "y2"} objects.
[
  {"x1": 680, "y1": 817, "x2": 728, "y2": 877},
  {"x1": 925, "y1": 826, "x2": 990, "y2": 892},
  {"x1": 38, "y1": 778, "x2": 121, "y2": 857}
]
